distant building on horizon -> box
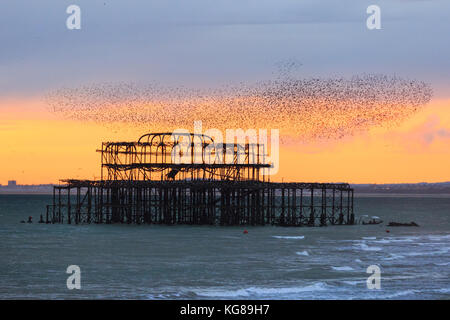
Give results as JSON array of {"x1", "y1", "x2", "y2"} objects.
[{"x1": 7, "y1": 180, "x2": 17, "y2": 187}]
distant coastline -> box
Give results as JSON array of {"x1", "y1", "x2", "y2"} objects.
[
  {"x1": 351, "y1": 182, "x2": 450, "y2": 195},
  {"x1": 0, "y1": 184, "x2": 55, "y2": 195},
  {"x1": 0, "y1": 182, "x2": 449, "y2": 195}
]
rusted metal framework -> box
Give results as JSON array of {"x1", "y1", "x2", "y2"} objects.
[
  {"x1": 99, "y1": 133, "x2": 270, "y2": 181},
  {"x1": 47, "y1": 133, "x2": 355, "y2": 226}
]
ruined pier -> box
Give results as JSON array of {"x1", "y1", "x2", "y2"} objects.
[{"x1": 47, "y1": 133, "x2": 354, "y2": 226}]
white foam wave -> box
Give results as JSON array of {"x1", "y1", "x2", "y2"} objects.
[
  {"x1": 194, "y1": 282, "x2": 328, "y2": 298},
  {"x1": 331, "y1": 266, "x2": 354, "y2": 271},
  {"x1": 373, "y1": 239, "x2": 391, "y2": 244},
  {"x1": 383, "y1": 253, "x2": 405, "y2": 261},
  {"x1": 342, "y1": 280, "x2": 364, "y2": 286},
  {"x1": 385, "y1": 237, "x2": 415, "y2": 242},
  {"x1": 428, "y1": 234, "x2": 450, "y2": 241},
  {"x1": 373, "y1": 237, "x2": 417, "y2": 244},
  {"x1": 434, "y1": 262, "x2": 450, "y2": 266},
  {"x1": 273, "y1": 236, "x2": 305, "y2": 240},
  {"x1": 404, "y1": 248, "x2": 449, "y2": 257},
  {"x1": 296, "y1": 250, "x2": 309, "y2": 256},
  {"x1": 381, "y1": 290, "x2": 418, "y2": 299},
  {"x1": 354, "y1": 243, "x2": 382, "y2": 251}
]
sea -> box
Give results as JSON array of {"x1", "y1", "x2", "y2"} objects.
[{"x1": 0, "y1": 194, "x2": 449, "y2": 299}]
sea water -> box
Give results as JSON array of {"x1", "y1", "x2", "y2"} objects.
[{"x1": 0, "y1": 194, "x2": 449, "y2": 299}]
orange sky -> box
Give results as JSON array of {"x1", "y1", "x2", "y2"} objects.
[{"x1": 1, "y1": 97, "x2": 449, "y2": 185}]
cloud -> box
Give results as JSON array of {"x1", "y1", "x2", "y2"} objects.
[
  {"x1": 418, "y1": 116, "x2": 450, "y2": 145},
  {"x1": 389, "y1": 115, "x2": 450, "y2": 149},
  {"x1": 435, "y1": 128, "x2": 450, "y2": 139}
]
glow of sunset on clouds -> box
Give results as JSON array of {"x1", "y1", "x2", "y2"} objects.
[
  {"x1": 0, "y1": 96, "x2": 449, "y2": 185},
  {"x1": 1, "y1": 1, "x2": 449, "y2": 185}
]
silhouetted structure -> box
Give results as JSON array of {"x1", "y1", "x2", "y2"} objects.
[
  {"x1": 47, "y1": 133, "x2": 354, "y2": 226},
  {"x1": 8, "y1": 180, "x2": 17, "y2": 187}
]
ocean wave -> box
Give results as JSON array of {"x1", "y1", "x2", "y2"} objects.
[
  {"x1": 385, "y1": 237, "x2": 416, "y2": 242},
  {"x1": 362, "y1": 237, "x2": 376, "y2": 240},
  {"x1": 434, "y1": 288, "x2": 450, "y2": 294},
  {"x1": 273, "y1": 236, "x2": 305, "y2": 240},
  {"x1": 404, "y1": 248, "x2": 449, "y2": 257},
  {"x1": 354, "y1": 243, "x2": 382, "y2": 251},
  {"x1": 147, "y1": 292, "x2": 184, "y2": 299},
  {"x1": 373, "y1": 239, "x2": 391, "y2": 244},
  {"x1": 296, "y1": 250, "x2": 309, "y2": 256},
  {"x1": 342, "y1": 280, "x2": 365, "y2": 286},
  {"x1": 428, "y1": 235, "x2": 450, "y2": 241},
  {"x1": 373, "y1": 237, "x2": 417, "y2": 244},
  {"x1": 383, "y1": 253, "x2": 405, "y2": 261},
  {"x1": 331, "y1": 266, "x2": 354, "y2": 271},
  {"x1": 193, "y1": 282, "x2": 328, "y2": 298},
  {"x1": 433, "y1": 262, "x2": 450, "y2": 266},
  {"x1": 381, "y1": 290, "x2": 419, "y2": 299}
]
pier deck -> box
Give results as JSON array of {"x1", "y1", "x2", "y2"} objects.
[
  {"x1": 46, "y1": 132, "x2": 355, "y2": 226},
  {"x1": 47, "y1": 180, "x2": 354, "y2": 226}
]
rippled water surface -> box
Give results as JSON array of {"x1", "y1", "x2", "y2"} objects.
[{"x1": 0, "y1": 195, "x2": 449, "y2": 299}]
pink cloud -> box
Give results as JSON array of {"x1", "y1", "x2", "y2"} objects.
[{"x1": 388, "y1": 115, "x2": 450, "y2": 150}]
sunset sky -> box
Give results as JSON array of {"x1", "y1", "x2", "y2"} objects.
[{"x1": 1, "y1": 0, "x2": 449, "y2": 185}]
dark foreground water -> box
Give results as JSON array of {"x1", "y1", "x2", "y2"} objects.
[{"x1": 0, "y1": 194, "x2": 449, "y2": 299}]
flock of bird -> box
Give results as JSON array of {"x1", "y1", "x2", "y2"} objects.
[{"x1": 46, "y1": 73, "x2": 432, "y2": 143}]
